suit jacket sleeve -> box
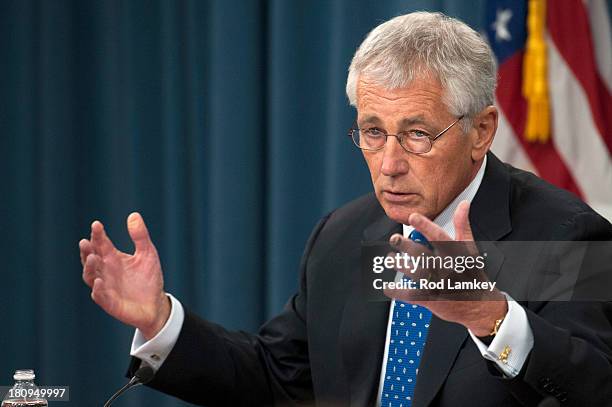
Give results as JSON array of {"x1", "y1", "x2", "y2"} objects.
[
  {"x1": 493, "y1": 211, "x2": 612, "y2": 406},
  {"x1": 127, "y1": 213, "x2": 332, "y2": 407}
]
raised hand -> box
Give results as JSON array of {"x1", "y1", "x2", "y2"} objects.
[
  {"x1": 79, "y1": 212, "x2": 170, "y2": 340},
  {"x1": 384, "y1": 201, "x2": 508, "y2": 337}
]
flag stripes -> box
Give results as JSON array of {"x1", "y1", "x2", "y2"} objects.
[{"x1": 489, "y1": 0, "x2": 612, "y2": 220}]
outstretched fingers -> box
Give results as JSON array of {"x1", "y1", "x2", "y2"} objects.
[
  {"x1": 83, "y1": 253, "x2": 102, "y2": 287},
  {"x1": 127, "y1": 212, "x2": 155, "y2": 254},
  {"x1": 90, "y1": 221, "x2": 117, "y2": 257},
  {"x1": 453, "y1": 200, "x2": 474, "y2": 241},
  {"x1": 79, "y1": 239, "x2": 93, "y2": 267}
]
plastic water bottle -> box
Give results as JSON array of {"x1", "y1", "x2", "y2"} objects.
[{"x1": 1, "y1": 370, "x2": 48, "y2": 407}]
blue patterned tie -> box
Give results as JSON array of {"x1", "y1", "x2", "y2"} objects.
[{"x1": 380, "y1": 230, "x2": 432, "y2": 407}]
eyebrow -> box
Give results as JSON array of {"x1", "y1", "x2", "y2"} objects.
[
  {"x1": 399, "y1": 115, "x2": 428, "y2": 127},
  {"x1": 358, "y1": 114, "x2": 431, "y2": 128}
]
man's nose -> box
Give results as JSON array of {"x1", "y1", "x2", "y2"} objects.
[{"x1": 380, "y1": 136, "x2": 410, "y2": 176}]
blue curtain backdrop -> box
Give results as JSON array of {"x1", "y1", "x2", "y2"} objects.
[{"x1": 0, "y1": 0, "x2": 542, "y2": 405}]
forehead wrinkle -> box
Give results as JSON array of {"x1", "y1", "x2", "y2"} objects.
[
  {"x1": 357, "y1": 72, "x2": 443, "y2": 101},
  {"x1": 358, "y1": 84, "x2": 444, "y2": 114},
  {"x1": 359, "y1": 86, "x2": 413, "y2": 104},
  {"x1": 357, "y1": 77, "x2": 414, "y2": 107}
]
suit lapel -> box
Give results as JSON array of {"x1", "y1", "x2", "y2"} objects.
[
  {"x1": 340, "y1": 213, "x2": 401, "y2": 406},
  {"x1": 411, "y1": 318, "x2": 468, "y2": 407},
  {"x1": 470, "y1": 153, "x2": 512, "y2": 242}
]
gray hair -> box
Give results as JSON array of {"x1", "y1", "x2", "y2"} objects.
[{"x1": 346, "y1": 12, "x2": 497, "y2": 130}]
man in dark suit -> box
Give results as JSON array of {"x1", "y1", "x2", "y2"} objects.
[{"x1": 79, "y1": 11, "x2": 612, "y2": 406}]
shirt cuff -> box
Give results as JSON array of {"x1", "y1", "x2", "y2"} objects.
[
  {"x1": 468, "y1": 293, "x2": 534, "y2": 377},
  {"x1": 130, "y1": 293, "x2": 185, "y2": 371}
]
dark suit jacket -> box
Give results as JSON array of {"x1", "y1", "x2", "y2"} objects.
[{"x1": 131, "y1": 153, "x2": 612, "y2": 406}]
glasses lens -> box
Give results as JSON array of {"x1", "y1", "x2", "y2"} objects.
[
  {"x1": 400, "y1": 136, "x2": 431, "y2": 154},
  {"x1": 354, "y1": 129, "x2": 386, "y2": 150},
  {"x1": 350, "y1": 129, "x2": 361, "y2": 148}
]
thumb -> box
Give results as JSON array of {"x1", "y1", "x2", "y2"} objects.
[
  {"x1": 127, "y1": 212, "x2": 154, "y2": 253},
  {"x1": 453, "y1": 200, "x2": 474, "y2": 241}
]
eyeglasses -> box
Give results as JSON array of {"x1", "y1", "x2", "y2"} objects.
[{"x1": 348, "y1": 115, "x2": 464, "y2": 154}]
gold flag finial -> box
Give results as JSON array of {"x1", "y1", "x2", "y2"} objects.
[{"x1": 522, "y1": 0, "x2": 550, "y2": 143}]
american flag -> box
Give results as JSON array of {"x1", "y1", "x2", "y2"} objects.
[{"x1": 486, "y1": 0, "x2": 612, "y2": 221}]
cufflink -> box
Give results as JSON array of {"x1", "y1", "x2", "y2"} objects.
[{"x1": 498, "y1": 345, "x2": 511, "y2": 364}]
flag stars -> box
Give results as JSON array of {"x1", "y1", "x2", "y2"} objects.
[{"x1": 492, "y1": 8, "x2": 513, "y2": 42}]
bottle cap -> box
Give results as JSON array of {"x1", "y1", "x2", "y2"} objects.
[{"x1": 14, "y1": 370, "x2": 35, "y2": 381}]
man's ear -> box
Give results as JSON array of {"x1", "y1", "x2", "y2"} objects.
[{"x1": 470, "y1": 106, "x2": 498, "y2": 162}]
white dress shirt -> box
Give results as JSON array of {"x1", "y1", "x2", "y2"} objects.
[{"x1": 132, "y1": 155, "x2": 534, "y2": 401}]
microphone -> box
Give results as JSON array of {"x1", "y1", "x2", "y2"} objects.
[
  {"x1": 538, "y1": 397, "x2": 560, "y2": 407},
  {"x1": 103, "y1": 366, "x2": 155, "y2": 407}
]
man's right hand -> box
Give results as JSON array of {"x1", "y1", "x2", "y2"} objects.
[{"x1": 79, "y1": 212, "x2": 171, "y2": 340}]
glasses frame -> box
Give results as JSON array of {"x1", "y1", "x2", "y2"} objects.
[{"x1": 348, "y1": 115, "x2": 465, "y2": 154}]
